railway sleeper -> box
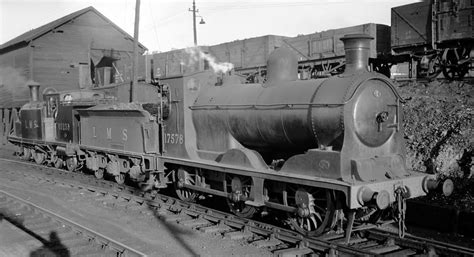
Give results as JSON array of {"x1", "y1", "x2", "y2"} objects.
[{"x1": 273, "y1": 247, "x2": 314, "y2": 257}]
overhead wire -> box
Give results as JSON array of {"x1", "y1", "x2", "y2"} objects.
[
  {"x1": 203, "y1": 1, "x2": 344, "y2": 11},
  {"x1": 142, "y1": 1, "x2": 345, "y2": 51},
  {"x1": 146, "y1": 0, "x2": 162, "y2": 51}
]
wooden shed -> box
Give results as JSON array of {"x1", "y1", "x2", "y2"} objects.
[{"x1": 0, "y1": 6, "x2": 147, "y2": 108}]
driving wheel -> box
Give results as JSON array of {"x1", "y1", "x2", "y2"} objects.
[
  {"x1": 225, "y1": 175, "x2": 257, "y2": 218},
  {"x1": 174, "y1": 168, "x2": 197, "y2": 202},
  {"x1": 284, "y1": 185, "x2": 336, "y2": 236}
]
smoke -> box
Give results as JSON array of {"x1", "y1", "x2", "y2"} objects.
[
  {"x1": 0, "y1": 66, "x2": 28, "y2": 86},
  {"x1": 0, "y1": 66, "x2": 29, "y2": 103},
  {"x1": 182, "y1": 47, "x2": 234, "y2": 74}
]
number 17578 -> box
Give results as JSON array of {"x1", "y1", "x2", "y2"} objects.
[{"x1": 165, "y1": 133, "x2": 184, "y2": 144}]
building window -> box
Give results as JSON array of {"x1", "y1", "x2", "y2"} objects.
[{"x1": 94, "y1": 56, "x2": 118, "y2": 86}]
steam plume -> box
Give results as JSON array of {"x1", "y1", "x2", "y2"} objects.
[
  {"x1": 0, "y1": 66, "x2": 30, "y2": 106},
  {"x1": 182, "y1": 47, "x2": 234, "y2": 73}
]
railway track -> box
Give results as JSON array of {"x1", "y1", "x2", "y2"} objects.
[
  {"x1": 1, "y1": 156, "x2": 473, "y2": 257},
  {"x1": 0, "y1": 189, "x2": 146, "y2": 257}
]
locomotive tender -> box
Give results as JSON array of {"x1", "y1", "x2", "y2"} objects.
[{"x1": 8, "y1": 34, "x2": 451, "y2": 237}]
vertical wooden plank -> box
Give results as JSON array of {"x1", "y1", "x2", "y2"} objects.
[
  {"x1": 3, "y1": 109, "x2": 10, "y2": 145},
  {"x1": 79, "y1": 64, "x2": 86, "y2": 89}
]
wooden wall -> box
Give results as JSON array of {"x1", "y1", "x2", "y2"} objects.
[
  {"x1": 209, "y1": 35, "x2": 285, "y2": 69},
  {"x1": 32, "y1": 11, "x2": 143, "y2": 92}
]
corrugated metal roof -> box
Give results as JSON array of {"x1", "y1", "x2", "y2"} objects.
[{"x1": 0, "y1": 6, "x2": 147, "y2": 53}]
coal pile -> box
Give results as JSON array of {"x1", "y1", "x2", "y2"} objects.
[{"x1": 398, "y1": 79, "x2": 473, "y2": 210}]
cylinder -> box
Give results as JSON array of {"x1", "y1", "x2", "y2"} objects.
[
  {"x1": 340, "y1": 34, "x2": 373, "y2": 74},
  {"x1": 27, "y1": 80, "x2": 41, "y2": 102}
]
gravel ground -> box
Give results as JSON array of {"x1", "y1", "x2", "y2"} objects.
[{"x1": 0, "y1": 154, "x2": 272, "y2": 257}]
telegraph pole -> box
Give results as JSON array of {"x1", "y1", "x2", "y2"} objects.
[
  {"x1": 189, "y1": 0, "x2": 198, "y2": 46},
  {"x1": 131, "y1": 0, "x2": 140, "y2": 102}
]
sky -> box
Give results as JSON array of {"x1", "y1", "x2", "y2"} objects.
[{"x1": 0, "y1": 0, "x2": 417, "y2": 53}]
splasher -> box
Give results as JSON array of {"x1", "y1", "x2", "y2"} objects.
[{"x1": 183, "y1": 47, "x2": 234, "y2": 74}]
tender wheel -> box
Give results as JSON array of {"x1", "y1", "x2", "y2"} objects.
[
  {"x1": 284, "y1": 186, "x2": 336, "y2": 236},
  {"x1": 174, "y1": 168, "x2": 197, "y2": 202},
  {"x1": 442, "y1": 47, "x2": 470, "y2": 80},
  {"x1": 22, "y1": 148, "x2": 32, "y2": 160},
  {"x1": 15, "y1": 146, "x2": 23, "y2": 157},
  {"x1": 443, "y1": 63, "x2": 469, "y2": 80},
  {"x1": 54, "y1": 158, "x2": 64, "y2": 169},
  {"x1": 66, "y1": 157, "x2": 78, "y2": 172},
  {"x1": 225, "y1": 175, "x2": 257, "y2": 218},
  {"x1": 33, "y1": 151, "x2": 45, "y2": 165},
  {"x1": 95, "y1": 168, "x2": 104, "y2": 179},
  {"x1": 425, "y1": 55, "x2": 442, "y2": 79},
  {"x1": 115, "y1": 173, "x2": 125, "y2": 184},
  {"x1": 50, "y1": 154, "x2": 58, "y2": 167}
]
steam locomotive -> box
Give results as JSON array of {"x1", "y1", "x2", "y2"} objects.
[{"x1": 8, "y1": 34, "x2": 452, "y2": 237}]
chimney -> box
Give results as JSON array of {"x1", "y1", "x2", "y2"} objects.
[
  {"x1": 340, "y1": 34, "x2": 373, "y2": 74},
  {"x1": 27, "y1": 80, "x2": 40, "y2": 102}
]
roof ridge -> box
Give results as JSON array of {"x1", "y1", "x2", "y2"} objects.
[{"x1": 0, "y1": 6, "x2": 146, "y2": 53}]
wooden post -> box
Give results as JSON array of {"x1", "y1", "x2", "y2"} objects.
[{"x1": 130, "y1": 0, "x2": 141, "y2": 103}]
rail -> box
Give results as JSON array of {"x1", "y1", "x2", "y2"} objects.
[
  {"x1": 0, "y1": 189, "x2": 147, "y2": 257},
  {"x1": 1, "y1": 157, "x2": 472, "y2": 256}
]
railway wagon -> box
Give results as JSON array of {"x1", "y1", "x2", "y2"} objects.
[
  {"x1": 206, "y1": 35, "x2": 287, "y2": 76},
  {"x1": 391, "y1": 0, "x2": 474, "y2": 79},
  {"x1": 146, "y1": 23, "x2": 391, "y2": 81},
  {"x1": 281, "y1": 23, "x2": 391, "y2": 78}
]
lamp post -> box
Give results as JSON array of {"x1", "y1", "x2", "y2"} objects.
[{"x1": 189, "y1": 0, "x2": 205, "y2": 46}]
